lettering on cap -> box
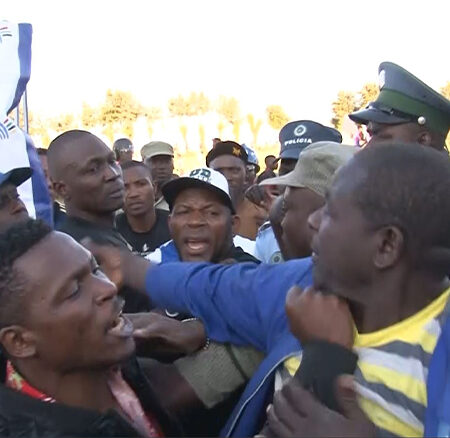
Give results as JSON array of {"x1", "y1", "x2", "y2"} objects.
[
  {"x1": 189, "y1": 168, "x2": 212, "y2": 183},
  {"x1": 284, "y1": 138, "x2": 313, "y2": 147}
]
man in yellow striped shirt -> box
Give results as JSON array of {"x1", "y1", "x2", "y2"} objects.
[{"x1": 267, "y1": 143, "x2": 450, "y2": 437}]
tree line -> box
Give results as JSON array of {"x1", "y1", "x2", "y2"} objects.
[
  {"x1": 18, "y1": 90, "x2": 290, "y2": 148},
  {"x1": 12, "y1": 81, "x2": 450, "y2": 149}
]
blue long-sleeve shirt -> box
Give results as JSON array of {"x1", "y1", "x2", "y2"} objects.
[
  {"x1": 146, "y1": 258, "x2": 313, "y2": 436},
  {"x1": 145, "y1": 259, "x2": 450, "y2": 437}
]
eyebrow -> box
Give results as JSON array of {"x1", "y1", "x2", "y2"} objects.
[
  {"x1": 174, "y1": 202, "x2": 220, "y2": 210},
  {"x1": 79, "y1": 152, "x2": 113, "y2": 170},
  {"x1": 214, "y1": 165, "x2": 242, "y2": 170},
  {"x1": 70, "y1": 255, "x2": 95, "y2": 281},
  {"x1": 53, "y1": 254, "x2": 95, "y2": 300},
  {"x1": 124, "y1": 176, "x2": 148, "y2": 184}
]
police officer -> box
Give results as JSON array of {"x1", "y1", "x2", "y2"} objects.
[
  {"x1": 255, "y1": 120, "x2": 342, "y2": 263},
  {"x1": 349, "y1": 61, "x2": 450, "y2": 152},
  {"x1": 276, "y1": 120, "x2": 342, "y2": 176}
]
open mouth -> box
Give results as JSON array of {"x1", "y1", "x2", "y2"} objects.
[
  {"x1": 185, "y1": 239, "x2": 209, "y2": 254},
  {"x1": 108, "y1": 304, "x2": 133, "y2": 338}
]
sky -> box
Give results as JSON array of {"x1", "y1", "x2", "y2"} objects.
[{"x1": 3, "y1": 0, "x2": 450, "y2": 125}]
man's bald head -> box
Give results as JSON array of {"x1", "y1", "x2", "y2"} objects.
[
  {"x1": 47, "y1": 130, "x2": 100, "y2": 180},
  {"x1": 47, "y1": 130, "x2": 125, "y2": 217}
]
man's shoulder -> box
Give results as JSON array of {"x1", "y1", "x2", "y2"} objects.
[
  {"x1": 155, "y1": 197, "x2": 170, "y2": 212},
  {"x1": 230, "y1": 245, "x2": 261, "y2": 264},
  {"x1": 255, "y1": 223, "x2": 283, "y2": 264},
  {"x1": 156, "y1": 209, "x2": 170, "y2": 220},
  {"x1": 233, "y1": 235, "x2": 257, "y2": 257},
  {"x1": 115, "y1": 211, "x2": 127, "y2": 225},
  {"x1": 114, "y1": 212, "x2": 130, "y2": 233},
  {"x1": 146, "y1": 240, "x2": 177, "y2": 264},
  {"x1": 57, "y1": 216, "x2": 88, "y2": 241},
  {"x1": 59, "y1": 216, "x2": 130, "y2": 249},
  {"x1": 257, "y1": 221, "x2": 273, "y2": 237},
  {"x1": 154, "y1": 209, "x2": 170, "y2": 234},
  {"x1": 0, "y1": 377, "x2": 138, "y2": 437}
]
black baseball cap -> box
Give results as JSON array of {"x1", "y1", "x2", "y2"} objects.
[{"x1": 0, "y1": 167, "x2": 32, "y2": 188}]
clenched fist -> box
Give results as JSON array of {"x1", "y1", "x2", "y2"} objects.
[{"x1": 285, "y1": 286, "x2": 354, "y2": 348}]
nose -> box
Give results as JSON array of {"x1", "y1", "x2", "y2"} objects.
[
  {"x1": 93, "y1": 274, "x2": 118, "y2": 305},
  {"x1": 218, "y1": 169, "x2": 233, "y2": 183},
  {"x1": 126, "y1": 186, "x2": 139, "y2": 199},
  {"x1": 187, "y1": 210, "x2": 207, "y2": 227},
  {"x1": 307, "y1": 206, "x2": 323, "y2": 233},
  {"x1": 104, "y1": 162, "x2": 121, "y2": 182},
  {"x1": 9, "y1": 198, "x2": 27, "y2": 215}
]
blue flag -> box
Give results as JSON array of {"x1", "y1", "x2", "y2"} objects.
[{"x1": 0, "y1": 21, "x2": 53, "y2": 226}]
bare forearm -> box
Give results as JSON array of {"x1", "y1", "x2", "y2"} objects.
[{"x1": 121, "y1": 250, "x2": 152, "y2": 293}]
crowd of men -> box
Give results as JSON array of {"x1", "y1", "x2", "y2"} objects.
[{"x1": 0, "y1": 60, "x2": 449, "y2": 438}]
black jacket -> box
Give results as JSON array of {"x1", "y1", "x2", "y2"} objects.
[{"x1": 0, "y1": 353, "x2": 182, "y2": 437}]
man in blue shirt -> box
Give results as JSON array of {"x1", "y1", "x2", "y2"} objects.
[
  {"x1": 89, "y1": 143, "x2": 450, "y2": 437},
  {"x1": 87, "y1": 142, "x2": 355, "y2": 437}
]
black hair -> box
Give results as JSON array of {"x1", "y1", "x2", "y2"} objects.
[
  {"x1": 350, "y1": 143, "x2": 450, "y2": 270},
  {"x1": 244, "y1": 184, "x2": 265, "y2": 206},
  {"x1": 113, "y1": 138, "x2": 132, "y2": 150},
  {"x1": 0, "y1": 219, "x2": 52, "y2": 328},
  {"x1": 113, "y1": 138, "x2": 133, "y2": 160},
  {"x1": 120, "y1": 160, "x2": 151, "y2": 174}
]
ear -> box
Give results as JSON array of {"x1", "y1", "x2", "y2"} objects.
[
  {"x1": 0, "y1": 326, "x2": 37, "y2": 359},
  {"x1": 167, "y1": 213, "x2": 174, "y2": 234},
  {"x1": 231, "y1": 215, "x2": 240, "y2": 236},
  {"x1": 373, "y1": 225, "x2": 405, "y2": 269},
  {"x1": 51, "y1": 179, "x2": 70, "y2": 202},
  {"x1": 417, "y1": 130, "x2": 433, "y2": 147}
]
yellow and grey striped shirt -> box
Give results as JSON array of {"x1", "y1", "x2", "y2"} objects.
[{"x1": 277, "y1": 287, "x2": 450, "y2": 437}]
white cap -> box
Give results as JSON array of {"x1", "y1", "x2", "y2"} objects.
[{"x1": 162, "y1": 167, "x2": 235, "y2": 213}]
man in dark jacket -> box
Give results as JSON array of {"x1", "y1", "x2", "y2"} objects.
[
  {"x1": 0, "y1": 219, "x2": 180, "y2": 437},
  {"x1": 47, "y1": 129, "x2": 151, "y2": 313}
]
